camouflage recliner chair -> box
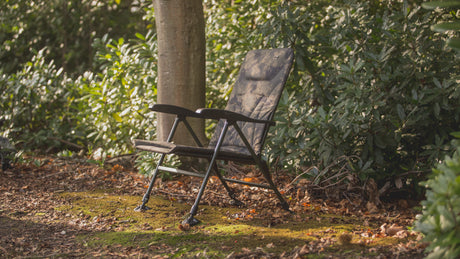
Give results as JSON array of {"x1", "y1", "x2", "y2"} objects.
[{"x1": 133, "y1": 48, "x2": 294, "y2": 226}]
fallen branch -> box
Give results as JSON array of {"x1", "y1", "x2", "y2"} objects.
[{"x1": 48, "y1": 137, "x2": 85, "y2": 150}]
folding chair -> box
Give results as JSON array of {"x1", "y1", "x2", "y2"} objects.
[{"x1": 134, "y1": 48, "x2": 294, "y2": 226}]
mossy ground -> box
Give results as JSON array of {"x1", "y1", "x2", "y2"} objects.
[
  {"x1": 0, "y1": 160, "x2": 425, "y2": 258},
  {"x1": 55, "y1": 190, "x2": 416, "y2": 258}
]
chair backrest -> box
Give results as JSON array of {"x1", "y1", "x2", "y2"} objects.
[{"x1": 209, "y1": 48, "x2": 294, "y2": 156}]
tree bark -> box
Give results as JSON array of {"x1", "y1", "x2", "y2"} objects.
[{"x1": 154, "y1": 0, "x2": 206, "y2": 145}]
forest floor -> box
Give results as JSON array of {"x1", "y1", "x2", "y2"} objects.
[{"x1": 0, "y1": 156, "x2": 428, "y2": 258}]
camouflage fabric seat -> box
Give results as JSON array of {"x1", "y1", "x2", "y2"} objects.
[{"x1": 133, "y1": 48, "x2": 294, "y2": 226}]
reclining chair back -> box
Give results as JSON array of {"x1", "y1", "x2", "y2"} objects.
[{"x1": 209, "y1": 48, "x2": 294, "y2": 156}]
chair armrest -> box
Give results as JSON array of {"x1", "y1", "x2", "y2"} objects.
[
  {"x1": 196, "y1": 108, "x2": 275, "y2": 126},
  {"x1": 150, "y1": 104, "x2": 203, "y2": 118}
]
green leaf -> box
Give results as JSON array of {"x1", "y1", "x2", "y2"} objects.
[
  {"x1": 135, "y1": 33, "x2": 145, "y2": 40},
  {"x1": 422, "y1": 1, "x2": 460, "y2": 10},
  {"x1": 397, "y1": 104, "x2": 406, "y2": 120},
  {"x1": 375, "y1": 135, "x2": 387, "y2": 149},
  {"x1": 431, "y1": 22, "x2": 460, "y2": 33},
  {"x1": 112, "y1": 113, "x2": 123, "y2": 122},
  {"x1": 447, "y1": 38, "x2": 460, "y2": 50},
  {"x1": 434, "y1": 103, "x2": 441, "y2": 118}
]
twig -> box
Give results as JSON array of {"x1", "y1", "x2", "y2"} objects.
[
  {"x1": 399, "y1": 170, "x2": 429, "y2": 177},
  {"x1": 319, "y1": 163, "x2": 349, "y2": 185},
  {"x1": 40, "y1": 170, "x2": 72, "y2": 178},
  {"x1": 156, "y1": 190, "x2": 190, "y2": 198},
  {"x1": 48, "y1": 137, "x2": 85, "y2": 150},
  {"x1": 206, "y1": 190, "x2": 227, "y2": 198},
  {"x1": 317, "y1": 176, "x2": 348, "y2": 190},
  {"x1": 288, "y1": 166, "x2": 318, "y2": 186},
  {"x1": 313, "y1": 155, "x2": 360, "y2": 184}
]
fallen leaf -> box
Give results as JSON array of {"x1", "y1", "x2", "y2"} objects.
[
  {"x1": 386, "y1": 224, "x2": 405, "y2": 236},
  {"x1": 338, "y1": 233, "x2": 353, "y2": 245},
  {"x1": 395, "y1": 177, "x2": 403, "y2": 189},
  {"x1": 366, "y1": 201, "x2": 379, "y2": 213},
  {"x1": 395, "y1": 230, "x2": 408, "y2": 239},
  {"x1": 178, "y1": 223, "x2": 190, "y2": 231}
]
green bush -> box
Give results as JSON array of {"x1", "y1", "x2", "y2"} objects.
[
  {"x1": 0, "y1": 49, "x2": 86, "y2": 151},
  {"x1": 0, "y1": 0, "x2": 149, "y2": 75},
  {"x1": 0, "y1": 31, "x2": 159, "y2": 156},
  {"x1": 76, "y1": 33, "x2": 159, "y2": 156},
  {"x1": 260, "y1": 1, "x2": 460, "y2": 191},
  {"x1": 414, "y1": 133, "x2": 460, "y2": 259}
]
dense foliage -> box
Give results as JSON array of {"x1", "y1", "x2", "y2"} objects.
[
  {"x1": 262, "y1": 1, "x2": 459, "y2": 192},
  {"x1": 0, "y1": 0, "x2": 149, "y2": 75},
  {"x1": 0, "y1": 50, "x2": 82, "y2": 151}
]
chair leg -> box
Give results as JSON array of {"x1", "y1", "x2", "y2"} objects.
[
  {"x1": 134, "y1": 154, "x2": 167, "y2": 212},
  {"x1": 212, "y1": 163, "x2": 244, "y2": 206},
  {"x1": 229, "y1": 122, "x2": 290, "y2": 211},
  {"x1": 259, "y1": 161, "x2": 290, "y2": 212},
  {"x1": 182, "y1": 120, "x2": 230, "y2": 226},
  {"x1": 182, "y1": 161, "x2": 214, "y2": 226},
  {"x1": 182, "y1": 163, "x2": 244, "y2": 226}
]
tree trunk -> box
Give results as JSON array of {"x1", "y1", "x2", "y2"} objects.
[{"x1": 154, "y1": 0, "x2": 206, "y2": 145}]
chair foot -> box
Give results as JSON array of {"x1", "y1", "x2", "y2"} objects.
[
  {"x1": 182, "y1": 214, "x2": 201, "y2": 226},
  {"x1": 280, "y1": 202, "x2": 291, "y2": 212},
  {"x1": 134, "y1": 204, "x2": 151, "y2": 212}
]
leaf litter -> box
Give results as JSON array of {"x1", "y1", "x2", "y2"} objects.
[{"x1": 0, "y1": 156, "x2": 428, "y2": 258}]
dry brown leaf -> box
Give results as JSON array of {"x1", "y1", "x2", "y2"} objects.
[
  {"x1": 178, "y1": 223, "x2": 190, "y2": 231},
  {"x1": 338, "y1": 233, "x2": 353, "y2": 245},
  {"x1": 395, "y1": 177, "x2": 403, "y2": 189},
  {"x1": 386, "y1": 225, "x2": 405, "y2": 236},
  {"x1": 366, "y1": 201, "x2": 379, "y2": 214},
  {"x1": 395, "y1": 230, "x2": 408, "y2": 239},
  {"x1": 266, "y1": 243, "x2": 275, "y2": 248}
]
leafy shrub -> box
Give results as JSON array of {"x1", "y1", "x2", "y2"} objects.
[
  {"x1": 260, "y1": 1, "x2": 460, "y2": 191},
  {"x1": 0, "y1": 49, "x2": 86, "y2": 151},
  {"x1": 414, "y1": 133, "x2": 460, "y2": 259},
  {"x1": 76, "y1": 32, "x2": 159, "y2": 156},
  {"x1": 0, "y1": 0, "x2": 149, "y2": 75},
  {"x1": 0, "y1": 31, "x2": 159, "y2": 156}
]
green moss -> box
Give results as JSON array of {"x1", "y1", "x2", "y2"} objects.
[{"x1": 56, "y1": 191, "x2": 417, "y2": 257}]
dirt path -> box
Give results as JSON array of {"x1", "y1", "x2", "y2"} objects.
[{"x1": 0, "y1": 157, "x2": 427, "y2": 258}]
